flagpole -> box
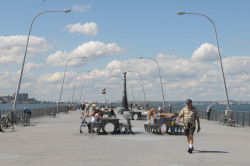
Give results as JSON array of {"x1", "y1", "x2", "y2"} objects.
[{"x1": 105, "y1": 93, "x2": 107, "y2": 104}]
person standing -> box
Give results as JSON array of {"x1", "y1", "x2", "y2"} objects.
[
  {"x1": 206, "y1": 104, "x2": 213, "y2": 120},
  {"x1": 176, "y1": 99, "x2": 201, "y2": 153},
  {"x1": 169, "y1": 103, "x2": 172, "y2": 113}
]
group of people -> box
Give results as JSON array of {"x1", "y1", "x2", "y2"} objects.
[
  {"x1": 78, "y1": 100, "x2": 205, "y2": 154},
  {"x1": 80, "y1": 104, "x2": 116, "y2": 133},
  {"x1": 145, "y1": 99, "x2": 201, "y2": 154}
]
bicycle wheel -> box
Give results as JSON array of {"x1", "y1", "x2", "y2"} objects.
[{"x1": 1, "y1": 119, "x2": 14, "y2": 132}]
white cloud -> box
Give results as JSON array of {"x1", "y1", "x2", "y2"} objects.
[
  {"x1": 66, "y1": 22, "x2": 99, "y2": 36},
  {"x1": 46, "y1": 41, "x2": 123, "y2": 66},
  {"x1": 191, "y1": 43, "x2": 218, "y2": 62},
  {"x1": 72, "y1": 4, "x2": 92, "y2": 12},
  {"x1": 2, "y1": 42, "x2": 250, "y2": 102},
  {"x1": 0, "y1": 35, "x2": 51, "y2": 64},
  {"x1": 25, "y1": 62, "x2": 43, "y2": 72},
  {"x1": 223, "y1": 56, "x2": 250, "y2": 75}
]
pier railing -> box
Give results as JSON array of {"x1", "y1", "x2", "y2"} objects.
[
  {"x1": 0, "y1": 106, "x2": 68, "y2": 123},
  {"x1": 170, "y1": 108, "x2": 250, "y2": 127}
]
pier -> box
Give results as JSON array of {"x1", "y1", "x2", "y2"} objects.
[{"x1": 1, "y1": 110, "x2": 250, "y2": 166}]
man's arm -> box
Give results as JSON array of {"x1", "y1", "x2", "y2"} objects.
[
  {"x1": 176, "y1": 109, "x2": 184, "y2": 124},
  {"x1": 197, "y1": 117, "x2": 201, "y2": 132}
]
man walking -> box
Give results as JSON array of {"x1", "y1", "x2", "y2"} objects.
[
  {"x1": 206, "y1": 104, "x2": 213, "y2": 120},
  {"x1": 176, "y1": 99, "x2": 201, "y2": 153}
]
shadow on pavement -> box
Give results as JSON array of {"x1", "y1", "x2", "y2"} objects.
[{"x1": 193, "y1": 150, "x2": 229, "y2": 153}]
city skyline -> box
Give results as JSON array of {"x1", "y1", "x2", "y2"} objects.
[{"x1": 1, "y1": 0, "x2": 250, "y2": 102}]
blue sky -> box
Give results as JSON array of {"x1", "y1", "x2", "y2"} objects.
[{"x1": 1, "y1": 0, "x2": 250, "y2": 102}]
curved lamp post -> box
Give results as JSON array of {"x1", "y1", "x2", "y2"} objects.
[
  {"x1": 79, "y1": 88, "x2": 86, "y2": 103},
  {"x1": 139, "y1": 57, "x2": 165, "y2": 108},
  {"x1": 127, "y1": 70, "x2": 147, "y2": 107},
  {"x1": 57, "y1": 57, "x2": 86, "y2": 112},
  {"x1": 71, "y1": 70, "x2": 91, "y2": 104},
  {"x1": 176, "y1": 11, "x2": 231, "y2": 110},
  {"x1": 12, "y1": 9, "x2": 71, "y2": 110}
]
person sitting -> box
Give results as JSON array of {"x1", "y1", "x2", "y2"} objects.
[
  {"x1": 87, "y1": 109, "x2": 98, "y2": 133},
  {"x1": 87, "y1": 108, "x2": 106, "y2": 133},
  {"x1": 145, "y1": 108, "x2": 157, "y2": 124},
  {"x1": 109, "y1": 106, "x2": 116, "y2": 118},
  {"x1": 124, "y1": 111, "x2": 135, "y2": 134}
]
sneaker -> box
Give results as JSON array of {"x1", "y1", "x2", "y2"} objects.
[{"x1": 188, "y1": 147, "x2": 193, "y2": 153}]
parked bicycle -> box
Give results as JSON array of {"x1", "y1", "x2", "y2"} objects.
[
  {"x1": 18, "y1": 108, "x2": 31, "y2": 126},
  {"x1": 0, "y1": 111, "x2": 14, "y2": 132}
]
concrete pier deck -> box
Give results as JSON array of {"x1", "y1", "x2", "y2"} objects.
[{"x1": 1, "y1": 110, "x2": 250, "y2": 166}]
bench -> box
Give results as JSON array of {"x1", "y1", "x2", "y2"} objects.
[
  {"x1": 227, "y1": 119, "x2": 236, "y2": 127},
  {"x1": 144, "y1": 118, "x2": 183, "y2": 135},
  {"x1": 48, "y1": 110, "x2": 56, "y2": 118},
  {"x1": 144, "y1": 123, "x2": 165, "y2": 134},
  {"x1": 119, "y1": 123, "x2": 132, "y2": 134},
  {"x1": 220, "y1": 114, "x2": 236, "y2": 127},
  {"x1": 90, "y1": 122, "x2": 103, "y2": 134}
]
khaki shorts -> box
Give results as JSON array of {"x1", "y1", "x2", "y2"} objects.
[{"x1": 184, "y1": 123, "x2": 196, "y2": 136}]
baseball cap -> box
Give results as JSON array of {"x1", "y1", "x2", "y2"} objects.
[{"x1": 186, "y1": 99, "x2": 192, "y2": 104}]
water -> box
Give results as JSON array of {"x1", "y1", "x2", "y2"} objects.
[
  {"x1": 172, "y1": 104, "x2": 250, "y2": 112},
  {"x1": 1, "y1": 103, "x2": 250, "y2": 112},
  {"x1": 99, "y1": 102, "x2": 250, "y2": 112},
  {"x1": 0, "y1": 103, "x2": 57, "y2": 111}
]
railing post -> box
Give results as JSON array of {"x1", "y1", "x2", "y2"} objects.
[
  {"x1": 242, "y1": 112, "x2": 245, "y2": 127},
  {"x1": 249, "y1": 112, "x2": 250, "y2": 127},
  {"x1": 236, "y1": 111, "x2": 239, "y2": 124}
]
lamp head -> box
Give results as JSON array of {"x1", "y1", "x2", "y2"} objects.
[
  {"x1": 63, "y1": 9, "x2": 71, "y2": 13},
  {"x1": 176, "y1": 11, "x2": 186, "y2": 15}
]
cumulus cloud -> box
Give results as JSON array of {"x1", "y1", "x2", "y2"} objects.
[
  {"x1": 2, "y1": 42, "x2": 250, "y2": 102},
  {"x1": 66, "y1": 22, "x2": 99, "y2": 36},
  {"x1": 191, "y1": 43, "x2": 219, "y2": 62},
  {"x1": 223, "y1": 56, "x2": 250, "y2": 75},
  {"x1": 39, "y1": 72, "x2": 78, "y2": 84},
  {"x1": 0, "y1": 35, "x2": 51, "y2": 64},
  {"x1": 46, "y1": 41, "x2": 123, "y2": 66},
  {"x1": 72, "y1": 4, "x2": 92, "y2": 12},
  {"x1": 25, "y1": 62, "x2": 43, "y2": 72}
]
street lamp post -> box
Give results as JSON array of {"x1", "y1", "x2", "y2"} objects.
[
  {"x1": 127, "y1": 70, "x2": 147, "y2": 107},
  {"x1": 139, "y1": 57, "x2": 165, "y2": 108},
  {"x1": 176, "y1": 11, "x2": 231, "y2": 110},
  {"x1": 71, "y1": 70, "x2": 90, "y2": 104},
  {"x1": 79, "y1": 88, "x2": 86, "y2": 103},
  {"x1": 57, "y1": 57, "x2": 86, "y2": 113},
  {"x1": 12, "y1": 9, "x2": 71, "y2": 110}
]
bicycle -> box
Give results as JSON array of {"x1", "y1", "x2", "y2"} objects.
[
  {"x1": 18, "y1": 113, "x2": 31, "y2": 127},
  {"x1": 0, "y1": 112, "x2": 14, "y2": 132},
  {"x1": 80, "y1": 116, "x2": 91, "y2": 133}
]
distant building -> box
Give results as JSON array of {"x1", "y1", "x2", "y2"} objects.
[{"x1": 13, "y1": 93, "x2": 28, "y2": 101}]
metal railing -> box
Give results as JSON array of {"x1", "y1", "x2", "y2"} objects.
[
  {"x1": 0, "y1": 106, "x2": 68, "y2": 123},
  {"x1": 169, "y1": 107, "x2": 250, "y2": 127}
]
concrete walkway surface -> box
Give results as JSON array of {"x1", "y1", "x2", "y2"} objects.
[{"x1": 1, "y1": 110, "x2": 250, "y2": 166}]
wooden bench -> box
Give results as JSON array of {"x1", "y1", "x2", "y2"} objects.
[
  {"x1": 227, "y1": 119, "x2": 236, "y2": 127},
  {"x1": 219, "y1": 114, "x2": 236, "y2": 127},
  {"x1": 119, "y1": 123, "x2": 132, "y2": 134},
  {"x1": 144, "y1": 118, "x2": 183, "y2": 135},
  {"x1": 90, "y1": 122, "x2": 103, "y2": 134}
]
